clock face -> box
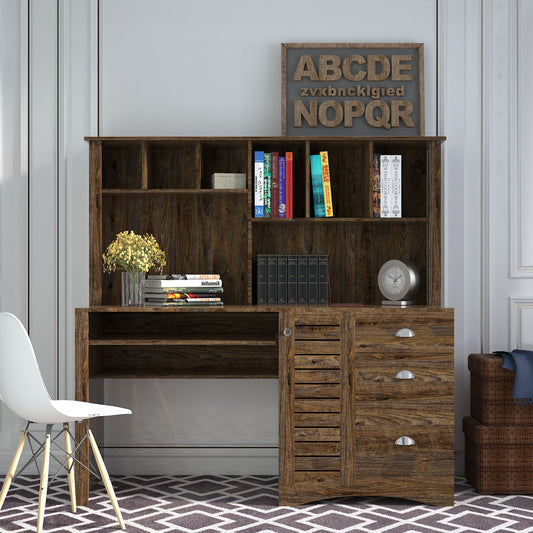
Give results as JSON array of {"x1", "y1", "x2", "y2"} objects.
[
  {"x1": 378, "y1": 260, "x2": 419, "y2": 301},
  {"x1": 382, "y1": 265, "x2": 407, "y2": 296}
]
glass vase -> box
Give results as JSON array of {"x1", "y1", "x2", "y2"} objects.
[{"x1": 121, "y1": 271, "x2": 145, "y2": 306}]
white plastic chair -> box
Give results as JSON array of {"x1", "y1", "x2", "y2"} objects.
[{"x1": 0, "y1": 312, "x2": 132, "y2": 532}]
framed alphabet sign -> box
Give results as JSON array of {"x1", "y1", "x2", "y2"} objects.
[{"x1": 281, "y1": 43, "x2": 424, "y2": 136}]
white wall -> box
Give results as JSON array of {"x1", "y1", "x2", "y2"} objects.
[{"x1": 2, "y1": 0, "x2": 527, "y2": 478}]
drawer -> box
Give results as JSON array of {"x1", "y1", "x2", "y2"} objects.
[
  {"x1": 355, "y1": 359, "x2": 453, "y2": 400},
  {"x1": 356, "y1": 425, "x2": 454, "y2": 456},
  {"x1": 355, "y1": 425, "x2": 454, "y2": 495},
  {"x1": 356, "y1": 401, "x2": 454, "y2": 426},
  {"x1": 355, "y1": 309, "x2": 453, "y2": 354}
]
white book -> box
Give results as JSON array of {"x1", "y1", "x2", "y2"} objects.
[
  {"x1": 144, "y1": 279, "x2": 222, "y2": 288},
  {"x1": 380, "y1": 155, "x2": 402, "y2": 218},
  {"x1": 254, "y1": 151, "x2": 264, "y2": 217}
]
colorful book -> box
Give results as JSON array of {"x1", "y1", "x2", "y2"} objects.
[
  {"x1": 278, "y1": 156, "x2": 286, "y2": 218},
  {"x1": 286, "y1": 152, "x2": 293, "y2": 218},
  {"x1": 271, "y1": 152, "x2": 279, "y2": 218},
  {"x1": 310, "y1": 154, "x2": 325, "y2": 217},
  {"x1": 264, "y1": 153, "x2": 272, "y2": 218},
  {"x1": 380, "y1": 155, "x2": 402, "y2": 218},
  {"x1": 254, "y1": 151, "x2": 264, "y2": 217},
  {"x1": 144, "y1": 292, "x2": 221, "y2": 300},
  {"x1": 145, "y1": 301, "x2": 223, "y2": 307},
  {"x1": 144, "y1": 279, "x2": 222, "y2": 288},
  {"x1": 372, "y1": 154, "x2": 381, "y2": 218},
  {"x1": 147, "y1": 274, "x2": 220, "y2": 280},
  {"x1": 320, "y1": 151, "x2": 333, "y2": 217},
  {"x1": 144, "y1": 287, "x2": 223, "y2": 294},
  {"x1": 145, "y1": 297, "x2": 222, "y2": 303}
]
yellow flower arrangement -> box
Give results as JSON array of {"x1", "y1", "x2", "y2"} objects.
[{"x1": 102, "y1": 231, "x2": 166, "y2": 273}]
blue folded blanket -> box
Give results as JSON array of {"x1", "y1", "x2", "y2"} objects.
[{"x1": 494, "y1": 350, "x2": 533, "y2": 405}]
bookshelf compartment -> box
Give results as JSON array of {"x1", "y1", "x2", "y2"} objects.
[
  {"x1": 147, "y1": 141, "x2": 198, "y2": 189},
  {"x1": 372, "y1": 141, "x2": 428, "y2": 219},
  {"x1": 200, "y1": 141, "x2": 248, "y2": 189},
  {"x1": 89, "y1": 312, "x2": 279, "y2": 342},
  {"x1": 102, "y1": 142, "x2": 143, "y2": 189},
  {"x1": 252, "y1": 221, "x2": 427, "y2": 305},
  {"x1": 251, "y1": 140, "x2": 308, "y2": 219},
  {"x1": 89, "y1": 344, "x2": 278, "y2": 379},
  {"x1": 101, "y1": 193, "x2": 249, "y2": 305},
  {"x1": 309, "y1": 140, "x2": 370, "y2": 219}
]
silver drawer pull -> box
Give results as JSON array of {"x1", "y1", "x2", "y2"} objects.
[
  {"x1": 283, "y1": 328, "x2": 292, "y2": 337},
  {"x1": 395, "y1": 370, "x2": 415, "y2": 380},
  {"x1": 395, "y1": 436, "x2": 415, "y2": 446},
  {"x1": 395, "y1": 328, "x2": 415, "y2": 338}
]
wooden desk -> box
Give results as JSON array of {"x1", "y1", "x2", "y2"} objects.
[{"x1": 75, "y1": 305, "x2": 454, "y2": 507}]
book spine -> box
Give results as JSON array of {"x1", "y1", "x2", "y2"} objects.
[
  {"x1": 146, "y1": 297, "x2": 222, "y2": 303},
  {"x1": 147, "y1": 274, "x2": 221, "y2": 280},
  {"x1": 380, "y1": 155, "x2": 401, "y2": 218},
  {"x1": 286, "y1": 152, "x2": 293, "y2": 218},
  {"x1": 308, "y1": 254, "x2": 318, "y2": 305},
  {"x1": 144, "y1": 279, "x2": 222, "y2": 288},
  {"x1": 277, "y1": 254, "x2": 287, "y2": 305},
  {"x1": 320, "y1": 151, "x2": 333, "y2": 217},
  {"x1": 145, "y1": 292, "x2": 220, "y2": 300},
  {"x1": 254, "y1": 151, "x2": 264, "y2": 217},
  {"x1": 256, "y1": 254, "x2": 267, "y2": 305},
  {"x1": 390, "y1": 154, "x2": 402, "y2": 218},
  {"x1": 278, "y1": 156, "x2": 286, "y2": 218},
  {"x1": 287, "y1": 254, "x2": 298, "y2": 305},
  {"x1": 144, "y1": 287, "x2": 223, "y2": 294},
  {"x1": 267, "y1": 254, "x2": 278, "y2": 304},
  {"x1": 310, "y1": 154, "x2": 325, "y2": 217},
  {"x1": 271, "y1": 152, "x2": 279, "y2": 218},
  {"x1": 264, "y1": 153, "x2": 272, "y2": 218},
  {"x1": 372, "y1": 153, "x2": 381, "y2": 218},
  {"x1": 297, "y1": 254, "x2": 308, "y2": 305},
  {"x1": 318, "y1": 254, "x2": 329, "y2": 305}
]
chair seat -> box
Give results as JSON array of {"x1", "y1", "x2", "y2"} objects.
[{"x1": 49, "y1": 400, "x2": 132, "y2": 423}]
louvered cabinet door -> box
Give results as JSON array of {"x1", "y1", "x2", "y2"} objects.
[{"x1": 279, "y1": 309, "x2": 351, "y2": 506}]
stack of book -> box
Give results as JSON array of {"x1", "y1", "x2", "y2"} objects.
[
  {"x1": 254, "y1": 151, "x2": 293, "y2": 218},
  {"x1": 256, "y1": 254, "x2": 328, "y2": 306},
  {"x1": 372, "y1": 154, "x2": 402, "y2": 218},
  {"x1": 144, "y1": 274, "x2": 223, "y2": 307}
]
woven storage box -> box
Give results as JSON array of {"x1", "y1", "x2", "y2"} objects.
[
  {"x1": 463, "y1": 416, "x2": 533, "y2": 493},
  {"x1": 468, "y1": 353, "x2": 533, "y2": 426}
]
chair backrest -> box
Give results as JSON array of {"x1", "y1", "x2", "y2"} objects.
[{"x1": 0, "y1": 312, "x2": 59, "y2": 422}]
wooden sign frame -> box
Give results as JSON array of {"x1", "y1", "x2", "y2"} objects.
[{"x1": 281, "y1": 43, "x2": 425, "y2": 136}]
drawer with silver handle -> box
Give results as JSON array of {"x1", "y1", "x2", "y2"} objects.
[
  {"x1": 354, "y1": 309, "x2": 454, "y2": 354},
  {"x1": 354, "y1": 359, "x2": 453, "y2": 400}
]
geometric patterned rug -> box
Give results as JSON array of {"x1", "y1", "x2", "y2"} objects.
[{"x1": 0, "y1": 475, "x2": 532, "y2": 532}]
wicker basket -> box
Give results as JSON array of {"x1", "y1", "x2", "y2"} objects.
[
  {"x1": 469, "y1": 353, "x2": 533, "y2": 426},
  {"x1": 463, "y1": 416, "x2": 533, "y2": 493}
]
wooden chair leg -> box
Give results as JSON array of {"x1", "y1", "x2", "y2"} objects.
[
  {"x1": 87, "y1": 429, "x2": 125, "y2": 530},
  {"x1": 63, "y1": 423, "x2": 76, "y2": 513},
  {"x1": 0, "y1": 428, "x2": 28, "y2": 511},
  {"x1": 36, "y1": 426, "x2": 52, "y2": 533}
]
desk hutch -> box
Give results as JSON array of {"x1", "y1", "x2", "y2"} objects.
[{"x1": 75, "y1": 136, "x2": 454, "y2": 507}]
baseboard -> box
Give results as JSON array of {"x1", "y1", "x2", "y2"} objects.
[{"x1": 102, "y1": 447, "x2": 279, "y2": 475}]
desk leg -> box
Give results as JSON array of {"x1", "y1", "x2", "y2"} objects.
[{"x1": 75, "y1": 309, "x2": 90, "y2": 507}]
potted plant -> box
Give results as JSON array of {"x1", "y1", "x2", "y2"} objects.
[{"x1": 102, "y1": 231, "x2": 166, "y2": 306}]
